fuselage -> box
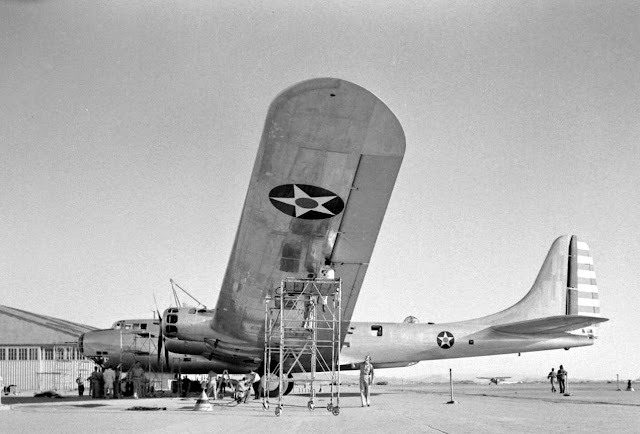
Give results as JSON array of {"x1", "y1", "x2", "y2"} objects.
[{"x1": 79, "y1": 310, "x2": 596, "y2": 374}]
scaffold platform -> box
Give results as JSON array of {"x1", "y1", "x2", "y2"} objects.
[{"x1": 263, "y1": 277, "x2": 342, "y2": 416}]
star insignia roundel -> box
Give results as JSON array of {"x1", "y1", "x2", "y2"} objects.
[
  {"x1": 269, "y1": 184, "x2": 345, "y2": 220},
  {"x1": 437, "y1": 331, "x2": 455, "y2": 349}
]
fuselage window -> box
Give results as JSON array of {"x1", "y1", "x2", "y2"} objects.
[
  {"x1": 124, "y1": 324, "x2": 132, "y2": 330},
  {"x1": 141, "y1": 323, "x2": 148, "y2": 330},
  {"x1": 371, "y1": 325, "x2": 383, "y2": 337}
]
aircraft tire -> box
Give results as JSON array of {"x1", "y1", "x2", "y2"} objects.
[{"x1": 263, "y1": 372, "x2": 294, "y2": 398}]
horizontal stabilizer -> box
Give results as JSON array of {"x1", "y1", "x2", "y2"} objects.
[{"x1": 492, "y1": 315, "x2": 609, "y2": 335}]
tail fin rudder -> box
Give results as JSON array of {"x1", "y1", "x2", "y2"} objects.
[
  {"x1": 567, "y1": 237, "x2": 601, "y2": 317},
  {"x1": 481, "y1": 235, "x2": 605, "y2": 326}
]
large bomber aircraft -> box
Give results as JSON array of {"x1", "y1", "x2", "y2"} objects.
[{"x1": 80, "y1": 78, "x2": 608, "y2": 395}]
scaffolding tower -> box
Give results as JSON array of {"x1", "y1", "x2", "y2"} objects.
[
  {"x1": 264, "y1": 277, "x2": 342, "y2": 417},
  {"x1": 118, "y1": 328, "x2": 162, "y2": 396}
]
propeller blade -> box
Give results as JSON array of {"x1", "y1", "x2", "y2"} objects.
[{"x1": 157, "y1": 317, "x2": 163, "y2": 366}]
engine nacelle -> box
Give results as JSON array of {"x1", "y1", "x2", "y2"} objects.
[{"x1": 162, "y1": 307, "x2": 214, "y2": 341}]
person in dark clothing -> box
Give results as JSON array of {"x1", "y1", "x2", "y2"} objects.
[{"x1": 557, "y1": 365, "x2": 567, "y2": 394}]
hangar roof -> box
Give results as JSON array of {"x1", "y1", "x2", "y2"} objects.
[{"x1": 0, "y1": 305, "x2": 98, "y2": 346}]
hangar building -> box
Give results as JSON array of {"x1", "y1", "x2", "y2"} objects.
[{"x1": 0, "y1": 305, "x2": 97, "y2": 393}]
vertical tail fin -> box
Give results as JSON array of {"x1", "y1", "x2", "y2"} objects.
[
  {"x1": 567, "y1": 237, "x2": 600, "y2": 317},
  {"x1": 481, "y1": 234, "x2": 606, "y2": 327}
]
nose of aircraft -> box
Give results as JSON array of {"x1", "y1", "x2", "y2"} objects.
[{"x1": 78, "y1": 329, "x2": 119, "y2": 362}]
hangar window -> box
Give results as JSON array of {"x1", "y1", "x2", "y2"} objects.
[
  {"x1": 370, "y1": 325, "x2": 383, "y2": 337},
  {"x1": 8, "y1": 348, "x2": 17, "y2": 360},
  {"x1": 29, "y1": 348, "x2": 38, "y2": 360},
  {"x1": 56, "y1": 348, "x2": 65, "y2": 360},
  {"x1": 18, "y1": 348, "x2": 28, "y2": 360},
  {"x1": 44, "y1": 349, "x2": 53, "y2": 360},
  {"x1": 0, "y1": 348, "x2": 5, "y2": 360}
]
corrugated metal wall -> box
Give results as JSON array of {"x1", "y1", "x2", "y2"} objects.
[{"x1": 0, "y1": 345, "x2": 95, "y2": 392}]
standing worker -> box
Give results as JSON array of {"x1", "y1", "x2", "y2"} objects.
[
  {"x1": 128, "y1": 361, "x2": 145, "y2": 399},
  {"x1": 248, "y1": 370, "x2": 261, "y2": 400},
  {"x1": 103, "y1": 366, "x2": 115, "y2": 398},
  {"x1": 547, "y1": 367, "x2": 557, "y2": 393},
  {"x1": 89, "y1": 367, "x2": 101, "y2": 399},
  {"x1": 206, "y1": 371, "x2": 218, "y2": 400},
  {"x1": 114, "y1": 365, "x2": 122, "y2": 399},
  {"x1": 76, "y1": 375, "x2": 85, "y2": 396},
  {"x1": 359, "y1": 355, "x2": 374, "y2": 407},
  {"x1": 557, "y1": 365, "x2": 567, "y2": 394}
]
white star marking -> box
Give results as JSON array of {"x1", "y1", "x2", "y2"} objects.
[
  {"x1": 271, "y1": 185, "x2": 338, "y2": 218},
  {"x1": 437, "y1": 332, "x2": 454, "y2": 348}
]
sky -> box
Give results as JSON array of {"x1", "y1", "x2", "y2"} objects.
[{"x1": 2, "y1": 0, "x2": 639, "y2": 381}]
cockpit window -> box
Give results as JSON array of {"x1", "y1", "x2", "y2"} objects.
[
  {"x1": 141, "y1": 323, "x2": 147, "y2": 330},
  {"x1": 188, "y1": 308, "x2": 196, "y2": 314},
  {"x1": 124, "y1": 324, "x2": 132, "y2": 330}
]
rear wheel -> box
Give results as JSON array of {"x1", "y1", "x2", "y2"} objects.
[{"x1": 262, "y1": 372, "x2": 294, "y2": 398}]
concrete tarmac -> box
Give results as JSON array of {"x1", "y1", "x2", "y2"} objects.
[{"x1": 1, "y1": 383, "x2": 638, "y2": 433}]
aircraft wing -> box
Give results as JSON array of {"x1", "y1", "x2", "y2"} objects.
[
  {"x1": 211, "y1": 78, "x2": 405, "y2": 344},
  {"x1": 491, "y1": 315, "x2": 609, "y2": 335}
]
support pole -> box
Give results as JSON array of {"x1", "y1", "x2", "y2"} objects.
[
  {"x1": 617, "y1": 374, "x2": 621, "y2": 391},
  {"x1": 563, "y1": 373, "x2": 572, "y2": 396},
  {"x1": 446, "y1": 369, "x2": 458, "y2": 404}
]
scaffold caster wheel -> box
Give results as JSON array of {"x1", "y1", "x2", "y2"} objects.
[
  {"x1": 275, "y1": 406, "x2": 282, "y2": 417},
  {"x1": 307, "y1": 401, "x2": 315, "y2": 411},
  {"x1": 327, "y1": 403, "x2": 333, "y2": 412},
  {"x1": 262, "y1": 402, "x2": 269, "y2": 411},
  {"x1": 332, "y1": 406, "x2": 340, "y2": 416}
]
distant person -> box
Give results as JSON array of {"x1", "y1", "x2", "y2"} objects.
[
  {"x1": 206, "y1": 371, "x2": 218, "y2": 400},
  {"x1": 547, "y1": 368, "x2": 557, "y2": 393},
  {"x1": 103, "y1": 367, "x2": 115, "y2": 398},
  {"x1": 359, "y1": 355, "x2": 374, "y2": 407},
  {"x1": 557, "y1": 365, "x2": 567, "y2": 394},
  {"x1": 181, "y1": 376, "x2": 191, "y2": 398},
  {"x1": 90, "y1": 367, "x2": 101, "y2": 399},
  {"x1": 76, "y1": 375, "x2": 85, "y2": 396},
  {"x1": 218, "y1": 370, "x2": 229, "y2": 398},
  {"x1": 128, "y1": 361, "x2": 145, "y2": 399},
  {"x1": 247, "y1": 370, "x2": 261, "y2": 400},
  {"x1": 114, "y1": 366, "x2": 122, "y2": 399}
]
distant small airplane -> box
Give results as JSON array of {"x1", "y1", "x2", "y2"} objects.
[{"x1": 477, "y1": 377, "x2": 512, "y2": 385}]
